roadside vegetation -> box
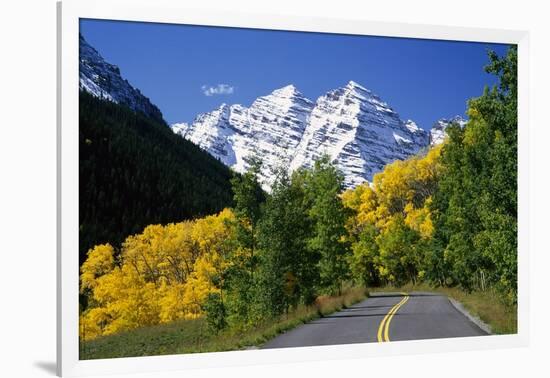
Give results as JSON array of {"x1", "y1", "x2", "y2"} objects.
[
  {"x1": 80, "y1": 286, "x2": 366, "y2": 359},
  {"x1": 79, "y1": 47, "x2": 517, "y2": 357}
]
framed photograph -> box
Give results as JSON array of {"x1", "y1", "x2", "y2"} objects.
[{"x1": 57, "y1": 0, "x2": 529, "y2": 376}]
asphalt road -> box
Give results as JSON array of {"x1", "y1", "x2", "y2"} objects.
[{"x1": 262, "y1": 292, "x2": 488, "y2": 349}]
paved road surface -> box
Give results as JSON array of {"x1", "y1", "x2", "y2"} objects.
[{"x1": 262, "y1": 292, "x2": 487, "y2": 349}]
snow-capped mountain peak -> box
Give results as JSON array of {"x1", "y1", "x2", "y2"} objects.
[
  {"x1": 270, "y1": 84, "x2": 300, "y2": 97},
  {"x1": 345, "y1": 80, "x2": 368, "y2": 91},
  {"x1": 79, "y1": 34, "x2": 164, "y2": 123},
  {"x1": 289, "y1": 82, "x2": 429, "y2": 187},
  {"x1": 173, "y1": 81, "x2": 431, "y2": 190},
  {"x1": 250, "y1": 85, "x2": 313, "y2": 118}
]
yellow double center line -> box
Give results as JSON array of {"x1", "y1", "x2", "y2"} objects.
[{"x1": 377, "y1": 292, "x2": 409, "y2": 342}]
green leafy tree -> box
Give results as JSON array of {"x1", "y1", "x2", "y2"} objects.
[
  {"x1": 304, "y1": 156, "x2": 351, "y2": 295},
  {"x1": 376, "y1": 215, "x2": 423, "y2": 286},
  {"x1": 202, "y1": 292, "x2": 227, "y2": 333},
  {"x1": 256, "y1": 167, "x2": 315, "y2": 318},
  {"x1": 348, "y1": 223, "x2": 380, "y2": 287},
  {"x1": 225, "y1": 158, "x2": 266, "y2": 325},
  {"x1": 230, "y1": 157, "x2": 265, "y2": 258},
  {"x1": 432, "y1": 46, "x2": 517, "y2": 303}
]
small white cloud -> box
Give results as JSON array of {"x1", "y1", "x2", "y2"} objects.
[{"x1": 201, "y1": 84, "x2": 235, "y2": 96}]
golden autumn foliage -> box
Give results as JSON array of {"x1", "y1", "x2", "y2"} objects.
[
  {"x1": 80, "y1": 243, "x2": 116, "y2": 292},
  {"x1": 404, "y1": 199, "x2": 434, "y2": 239},
  {"x1": 80, "y1": 208, "x2": 234, "y2": 340},
  {"x1": 342, "y1": 144, "x2": 443, "y2": 286},
  {"x1": 343, "y1": 144, "x2": 442, "y2": 230}
]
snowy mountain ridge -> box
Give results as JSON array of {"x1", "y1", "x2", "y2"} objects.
[
  {"x1": 79, "y1": 34, "x2": 164, "y2": 122},
  {"x1": 173, "y1": 81, "x2": 432, "y2": 189},
  {"x1": 78, "y1": 34, "x2": 466, "y2": 191}
]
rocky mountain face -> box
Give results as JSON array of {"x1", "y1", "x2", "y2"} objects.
[
  {"x1": 172, "y1": 81, "x2": 430, "y2": 189},
  {"x1": 172, "y1": 84, "x2": 315, "y2": 187},
  {"x1": 79, "y1": 34, "x2": 164, "y2": 123},
  {"x1": 430, "y1": 116, "x2": 468, "y2": 146}
]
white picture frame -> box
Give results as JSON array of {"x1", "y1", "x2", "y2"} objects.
[{"x1": 57, "y1": 0, "x2": 530, "y2": 376}]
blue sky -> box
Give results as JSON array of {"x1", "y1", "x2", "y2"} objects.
[{"x1": 80, "y1": 19, "x2": 509, "y2": 129}]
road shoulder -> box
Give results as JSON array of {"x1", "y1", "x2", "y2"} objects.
[{"x1": 447, "y1": 297, "x2": 492, "y2": 335}]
